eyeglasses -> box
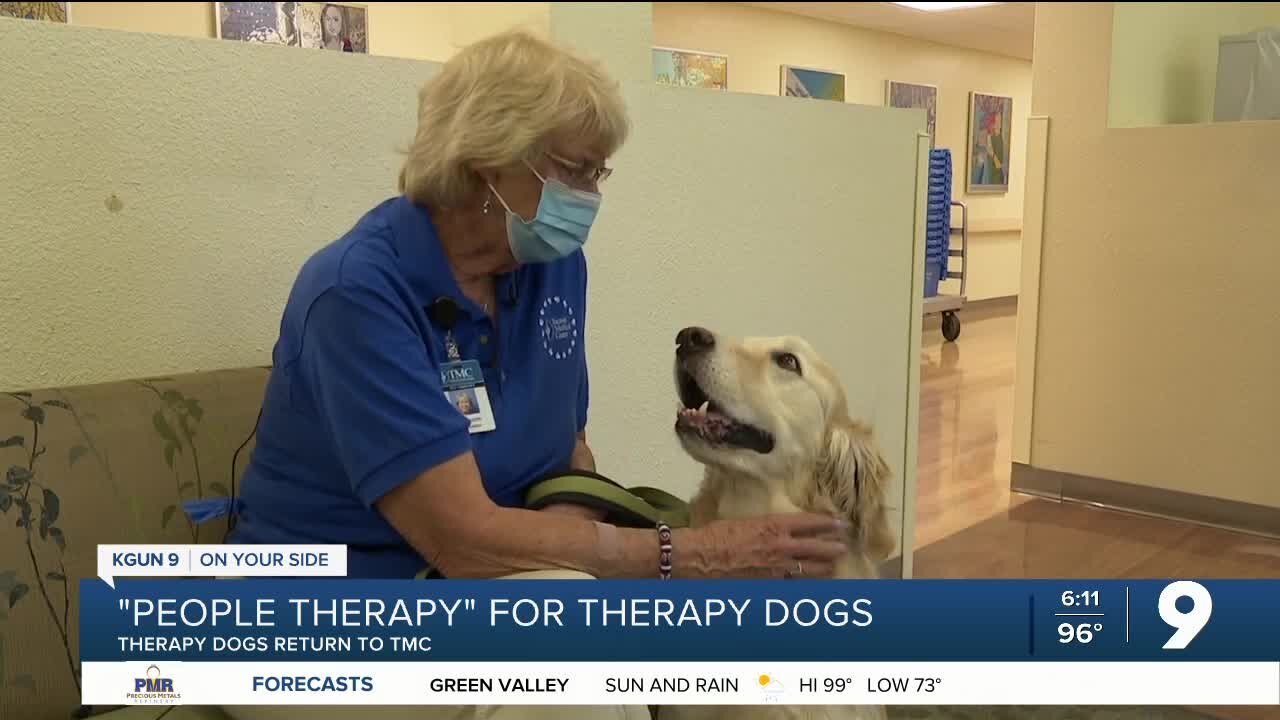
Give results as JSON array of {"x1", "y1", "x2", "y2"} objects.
[{"x1": 545, "y1": 151, "x2": 613, "y2": 186}]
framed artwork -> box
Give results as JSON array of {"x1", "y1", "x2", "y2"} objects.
[
  {"x1": 216, "y1": 2, "x2": 368, "y2": 53},
  {"x1": 0, "y1": 2, "x2": 69, "y2": 22},
  {"x1": 652, "y1": 46, "x2": 728, "y2": 90},
  {"x1": 216, "y1": 2, "x2": 300, "y2": 46},
  {"x1": 967, "y1": 91, "x2": 1013, "y2": 193},
  {"x1": 780, "y1": 65, "x2": 845, "y2": 102},
  {"x1": 297, "y1": 2, "x2": 367, "y2": 53},
  {"x1": 886, "y1": 80, "x2": 938, "y2": 148}
]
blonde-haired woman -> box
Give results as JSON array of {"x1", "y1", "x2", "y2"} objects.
[{"x1": 231, "y1": 29, "x2": 846, "y2": 592}]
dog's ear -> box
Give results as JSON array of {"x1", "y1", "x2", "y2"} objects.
[{"x1": 817, "y1": 418, "x2": 896, "y2": 563}]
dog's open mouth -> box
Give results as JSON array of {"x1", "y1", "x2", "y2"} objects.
[{"x1": 675, "y1": 367, "x2": 774, "y2": 454}]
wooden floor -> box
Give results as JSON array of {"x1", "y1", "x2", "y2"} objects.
[
  {"x1": 911, "y1": 299, "x2": 1280, "y2": 580},
  {"x1": 911, "y1": 300, "x2": 1280, "y2": 720}
]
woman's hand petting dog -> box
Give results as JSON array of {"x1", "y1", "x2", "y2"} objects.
[{"x1": 675, "y1": 513, "x2": 849, "y2": 579}]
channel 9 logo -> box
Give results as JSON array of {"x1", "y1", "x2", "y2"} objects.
[{"x1": 128, "y1": 664, "x2": 181, "y2": 703}]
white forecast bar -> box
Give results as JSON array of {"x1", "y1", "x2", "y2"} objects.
[{"x1": 83, "y1": 661, "x2": 1280, "y2": 706}]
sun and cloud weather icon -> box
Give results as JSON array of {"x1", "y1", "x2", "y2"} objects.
[{"x1": 758, "y1": 674, "x2": 785, "y2": 702}]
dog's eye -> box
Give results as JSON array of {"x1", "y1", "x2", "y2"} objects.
[{"x1": 774, "y1": 352, "x2": 801, "y2": 374}]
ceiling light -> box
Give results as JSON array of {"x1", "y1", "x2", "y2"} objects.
[{"x1": 891, "y1": 2, "x2": 999, "y2": 11}]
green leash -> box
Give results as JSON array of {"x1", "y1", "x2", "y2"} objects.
[
  {"x1": 524, "y1": 470, "x2": 690, "y2": 529},
  {"x1": 414, "y1": 470, "x2": 691, "y2": 579}
]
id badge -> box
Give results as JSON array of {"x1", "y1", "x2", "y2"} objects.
[{"x1": 441, "y1": 360, "x2": 496, "y2": 433}]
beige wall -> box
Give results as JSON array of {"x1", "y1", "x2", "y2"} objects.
[
  {"x1": 0, "y1": 15, "x2": 440, "y2": 391},
  {"x1": 653, "y1": 1, "x2": 1031, "y2": 301},
  {"x1": 1109, "y1": 2, "x2": 1280, "y2": 128},
  {"x1": 1022, "y1": 2, "x2": 1280, "y2": 509},
  {"x1": 67, "y1": 1, "x2": 549, "y2": 61},
  {"x1": 69, "y1": 1, "x2": 216, "y2": 38},
  {"x1": 59, "y1": 2, "x2": 1027, "y2": 301}
]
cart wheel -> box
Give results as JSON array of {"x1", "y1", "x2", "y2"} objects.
[{"x1": 942, "y1": 311, "x2": 961, "y2": 342}]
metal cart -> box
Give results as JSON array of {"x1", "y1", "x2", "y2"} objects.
[{"x1": 923, "y1": 200, "x2": 968, "y2": 342}]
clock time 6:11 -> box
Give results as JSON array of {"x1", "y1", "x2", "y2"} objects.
[{"x1": 1061, "y1": 591, "x2": 1100, "y2": 607}]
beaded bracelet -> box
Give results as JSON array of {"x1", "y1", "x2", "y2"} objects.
[{"x1": 657, "y1": 522, "x2": 673, "y2": 579}]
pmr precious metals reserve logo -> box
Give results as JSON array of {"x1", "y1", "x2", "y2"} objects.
[{"x1": 128, "y1": 664, "x2": 182, "y2": 703}]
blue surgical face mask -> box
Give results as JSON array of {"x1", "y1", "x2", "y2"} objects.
[{"x1": 488, "y1": 162, "x2": 602, "y2": 264}]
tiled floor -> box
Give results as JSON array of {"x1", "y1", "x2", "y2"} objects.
[{"x1": 907, "y1": 300, "x2": 1279, "y2": 720}]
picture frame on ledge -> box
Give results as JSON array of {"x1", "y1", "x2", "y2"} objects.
[
  {"x1": 780, "y1": 64, "x2": 845, "y2": 102},
  {"x1": 886, "y1": 80, "x2": 938, "y2": 148},
  {"x1": 216, "y1": 2, "x2": 368, "y2": 54},
  {"x1": 967, "y1": 90, "x2": 1013, "y2": 193},
  {"x1": 652, "y1": 46, "x2": 728, "y2": 91},
  {"x1": 0, "y1": 2, "x2": 70, "y2": 23}
]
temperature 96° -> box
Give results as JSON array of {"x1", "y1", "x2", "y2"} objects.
[{"x1": 1059, "y1": 621, "x2": 1103, "y2": 644}]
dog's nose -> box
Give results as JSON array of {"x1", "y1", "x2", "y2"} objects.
[{"x1": 676, "y1": 326, "x2": 715, "y2": 357}]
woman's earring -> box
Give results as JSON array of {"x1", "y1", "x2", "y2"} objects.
[{"x1": 482, "y1": 196, "x2": 492, "y2": 215}]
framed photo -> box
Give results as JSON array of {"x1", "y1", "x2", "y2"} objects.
[
  {"x1": 297, "y1": 2, "x2": 367, "y2": 53},
  {"x1": 216, "y1": 2, "x2": 300, "y2": 46},
  {"x1": 780, "y1": 65, "x2": 845, "y2": 102},
  {"x1": 967, "y1": 91, "x2": 1013, "y2": 193},
  {"x1": 217, "y1": 1, "x2": 302, "y2": 45},
  {"x1": 216, "y1": 2, "x2": 368, "y2": 53},
  {"x1": 0, "y1": 2, "x2": 69, "y2": 22},
  {"x1": 886, "y1": 80, "x2": 938, "y2": 148},
  {"x1": 652, "y1": 46, "x2": 728, "y2": 91}
]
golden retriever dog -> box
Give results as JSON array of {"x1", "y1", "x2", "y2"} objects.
[{"x1": 655, "y1": 325, "x2": 893, "y2": 720}]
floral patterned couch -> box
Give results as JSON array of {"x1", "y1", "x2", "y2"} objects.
[{"x1": 0, "y1": 367, "x2": 269, "y2": 719}]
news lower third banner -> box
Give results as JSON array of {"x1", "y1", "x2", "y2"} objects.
[{"x1": 82, "y1": 545, "x2": 1280, "y2": 706}]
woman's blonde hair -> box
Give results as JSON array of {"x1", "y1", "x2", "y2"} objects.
[{"x1": 399, "y1": 30, "x2": 630, "y2": 209}]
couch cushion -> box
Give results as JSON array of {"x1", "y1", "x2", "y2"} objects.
[{"x1": 1, "y1": 367, "x2": 268, "y2": 719}]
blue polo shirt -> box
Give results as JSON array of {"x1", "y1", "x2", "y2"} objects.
[{"x1": 228, "y1": 195, "x2": 589, "y2": 578}]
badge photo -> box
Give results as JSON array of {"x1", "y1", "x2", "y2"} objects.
[{"x1": 440, "y1": 360, "x2": 496, "y2": 433}]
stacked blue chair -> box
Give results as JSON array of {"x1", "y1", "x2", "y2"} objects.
[{"x1": 924, "y1": 149, "x2": 952, "y2": 297}]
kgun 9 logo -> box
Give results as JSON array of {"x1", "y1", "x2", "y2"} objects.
[{"x1": 1158, "y1": 580, "x2": 1213, "y2": 650}]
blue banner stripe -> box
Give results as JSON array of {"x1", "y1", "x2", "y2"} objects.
[{"x1": 79, "y1": 579, "x2": 1280, "y2": 663}]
